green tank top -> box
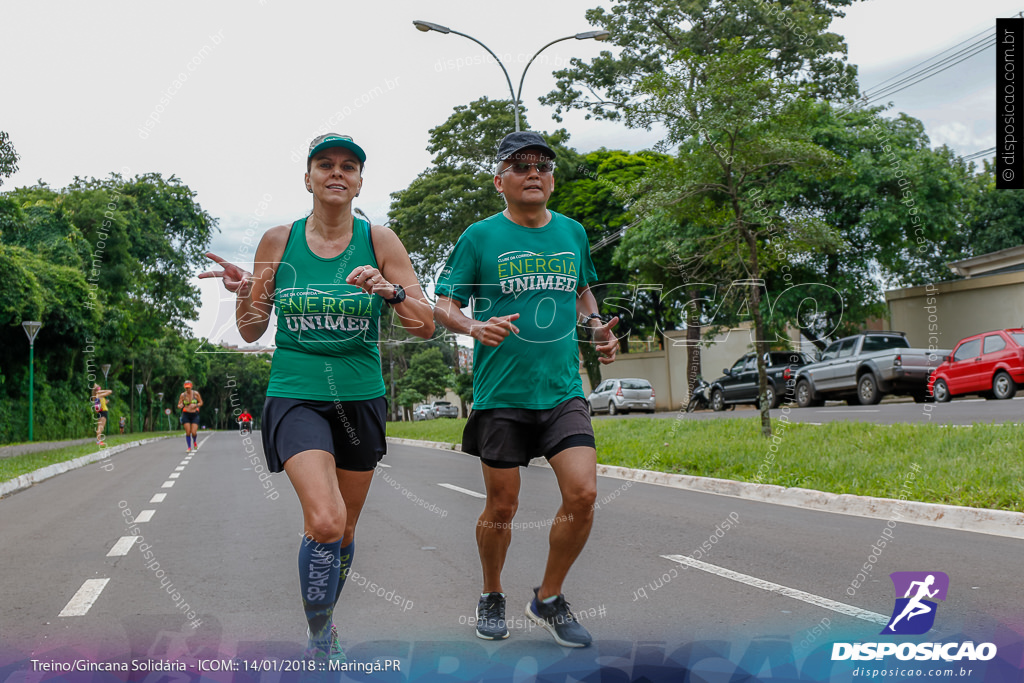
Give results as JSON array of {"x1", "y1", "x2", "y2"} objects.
[{"x1": 266, "y1": 216, "x2": 385, "y2": 401}]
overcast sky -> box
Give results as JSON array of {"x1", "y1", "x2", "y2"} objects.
[{"x1": 2, "y1": 0, "x2": 1019, "y2": 346}]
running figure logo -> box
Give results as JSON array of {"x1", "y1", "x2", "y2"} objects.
[{"x1": 882, "y1": 571, "x2": 949, "y2": 635}]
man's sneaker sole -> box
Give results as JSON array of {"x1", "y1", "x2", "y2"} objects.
[
  {"x1": 475, "y1": 605, "x2": 509, "y2": 640},
  {"x1": 525, "y1": 601, "x2": 590, "y2": 647}
]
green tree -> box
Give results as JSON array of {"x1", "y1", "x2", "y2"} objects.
[
  {"x1": 452, "y1": 369, "x2": 473, "y2": 418},
  {"x1": 543, "y1": 1, "x2": 865, "y2": 436},
  {"x1": 958, "y1": 162, "x2": 1024, "y2": 257},
  {"x1": 397, "y1": 348, "x2": 452, "y2": 406},
  {"x1": 388, "y1": 97, "x2": 574, "y2": 281},
  {"x1": 0, "y1": 132, "x2": 18, "y2": 187},
  {"x1": 541, "y1": 0, "x2": 859, "y2": 124}
]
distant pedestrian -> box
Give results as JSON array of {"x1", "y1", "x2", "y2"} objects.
[
  {"x1": 91, "y1": 384, "x2": 113, "y2": 446},
  {"x1": 177, "y1": 380, "x2": 203, "y2": 453},
  {"x1": 118, "y1": 415, "x2": 126, "y2": 434}
]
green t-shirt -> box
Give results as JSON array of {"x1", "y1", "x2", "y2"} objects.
[
  {"x1": 266, "y1": 216, "x2": 385, "y2": 401},
  {"x1": 435, "y1": 211, "x2": 598, "y2": 410}
]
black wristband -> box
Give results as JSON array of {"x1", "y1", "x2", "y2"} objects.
[{"x1": 384, "y1": 284, "x2": 406, "y2": 305}]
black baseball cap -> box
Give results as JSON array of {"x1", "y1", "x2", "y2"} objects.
[{"x1": 495, "y1": 131, "x2": 556, "y2": 163}]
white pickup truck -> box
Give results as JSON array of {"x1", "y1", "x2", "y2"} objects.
[{"x1": 794, "y1": 332, "x2": 949, "y2": 407}]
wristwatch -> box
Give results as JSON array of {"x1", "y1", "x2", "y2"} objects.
[
  {"x1": 582, "y1": 313, "x2": 603, "y2": 326},
  {"x1": 384, "y1": 284, "x2": 406, "y2": 306}
]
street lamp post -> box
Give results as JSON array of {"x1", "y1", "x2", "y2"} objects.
[
  {"x1": 135, "y1": 384, "x2": 144, "y2": 433},
  {"x1": 157, "y1": 392, "x2": 164, "y2": 433},
  {"x1": 21, "y1": 321, "x2": 42, "y2": 442},
  {"x1": 413, "y1": 20, "x2": 609, "y2": 132},
  {"x1": 214, "y1": 407, "x2": 219, "y2": 431},
  {"x1": 101, "y1": 364, "x2": 111, "y2": 388}
]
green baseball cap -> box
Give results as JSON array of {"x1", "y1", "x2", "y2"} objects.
[{"x1": 308, "y1": 133, "x2": 366, "y2": 163}]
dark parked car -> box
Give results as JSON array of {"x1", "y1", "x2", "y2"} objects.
[
  {"x1": 928, "y1": 328, "x2": 1024, "y2": 402},
  {"x1": 587, "y1": 378, "x2": 656, "y2": 415},
  {"x1": 709, "y1": 351, "x2": 813, "y2": 411}
]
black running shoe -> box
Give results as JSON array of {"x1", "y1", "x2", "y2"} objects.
[
  {"x1": 525, "y1": 588, "x2": 592, "y2": 647},
  {"x1": 475, "y1": 592, "x2": 509, "y2": 640}
]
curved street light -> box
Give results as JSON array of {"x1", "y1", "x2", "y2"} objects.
[{"x1": 414, "y1": 20, "x2": 609, "y2": 132}]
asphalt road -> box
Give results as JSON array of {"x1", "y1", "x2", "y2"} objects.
[
  {"x1": 0, "y1": 433, "x2": 1020, "y2": 680},
  {"x1": 597, "y1": 395, "x2": 1024, "y2": 425}
]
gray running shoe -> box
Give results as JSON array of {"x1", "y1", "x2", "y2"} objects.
[
  {"x1": 525, "y1": 588, "x2": 592, "y2": 648},
  {"x1": 476, "y1": 592, "x2": 509, "y2": 640}
]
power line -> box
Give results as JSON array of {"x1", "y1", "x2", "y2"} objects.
[
  {"x1": 843, "y1": 35, "x2": 995, "y2": 113},
  {"x1": 841, "y1": 16, "x2": 1021, "y2": 114},
  {"x1": 857, "y1": 38, "x2": 995, "y2": 108},
  {"x1": 860, "y1": 35, "x2": 994, "y2": 103},
  {"x1": 962, "y1": 147, "x2": 995, "y2": 163},
  {"x1": 859, "y1": 26, "x2": 994, "y2": 99}
]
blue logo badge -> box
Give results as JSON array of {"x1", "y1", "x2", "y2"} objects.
[{"x1": 882, "y1": 571, "x2": 949, "y2": 635}]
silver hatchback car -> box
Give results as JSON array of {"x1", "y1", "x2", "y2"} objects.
[{"x1": 587, "y1": 378, "x2": 656, "y2": 415}]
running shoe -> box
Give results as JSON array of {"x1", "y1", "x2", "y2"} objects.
[
  {"x1": 475, "y1": 592, "x2": 509, "y2": 640},
  {"x1": 525, "y1": 588, "x2": 592, "y2": 648},
  {"x1": 307, "y1": 623, "x2": 346, "y2": 662}
]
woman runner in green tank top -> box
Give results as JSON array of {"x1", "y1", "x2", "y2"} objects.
[{"x1": 201, "y1": 134, "x2": 434, "y2": 660}]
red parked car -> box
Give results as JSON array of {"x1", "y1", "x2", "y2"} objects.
[{"x1": 928, "y1": 329, "x2": 1024, "y2": 402}]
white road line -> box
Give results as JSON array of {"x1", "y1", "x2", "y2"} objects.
[
  {"x1": 663, "y1": 555, "x2": 889, "y2": 626},
  {"x1": 161, "y1": 481, "x2": 175, "y2": 488},
  {"x1": 58, "y1": 578, "x2": 110, "y2": 617},
  {"x1": 175, "y1": 466, "x2": 185, "y2": 471},
  {"x1": 178, "y1": 461, "x2": 188, "y2": 466},
  {"x1": 438, "y1": 483, "x2": 486, "y2": 499},
  {"x1": 169, "y1": 473, "x2": 180, "y2": 479},
  {"x1": 377, "y1": 463, "x2": 392, "y2": 468},
  {"x1": 133, "y1": 510, "x2": 155, "y2": 523},
  {"x1": 150, "y1": 493, "x2": 167, "y2": 503},
  {"x1": 107, "y1": 536, "x2": 139, "y2": 556}
]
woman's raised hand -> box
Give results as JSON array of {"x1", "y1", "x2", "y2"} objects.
[{"x1": 199, "y1": 252, "x2": 253, "y2": 298}]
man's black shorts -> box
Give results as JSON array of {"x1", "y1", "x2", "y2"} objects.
[
  {"x1": 261, "y1": 396, "x2": 386, "y2": 473},
  {"x1": 461, "y1": 396, "x2": 596, "y2": 469}
]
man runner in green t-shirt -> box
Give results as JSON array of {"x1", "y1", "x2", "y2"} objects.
[{"x1": 434, "y1": 131, "x2": 619, "y2": 648}]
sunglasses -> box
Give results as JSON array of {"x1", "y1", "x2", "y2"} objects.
[{"x1": 500, "y1": 161, "x2": 556, "y2": 175}]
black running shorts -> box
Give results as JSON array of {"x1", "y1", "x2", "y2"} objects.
[
  {"x1": 261, "y1": 396, "x2": 387, "y2": 473},
  {"x1": 181, "y1": 412, "x2": 200, "y2": 426},
  {"x1": 461, "y1": 396, "x2": 596, "y2": 469}
]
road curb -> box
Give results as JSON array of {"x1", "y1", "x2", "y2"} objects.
[
  {"x1": 0, "y1": 437, "x2": 173, "y2": 500},
  {"x1": 385, "y1": 437, "x2": 1024, "y2": 539}
]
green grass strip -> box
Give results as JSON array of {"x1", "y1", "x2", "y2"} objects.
[
  {"x1": 387, "y1": 418, "x2": 1024, "y2": 512},
  {"x1": 0, "y1": 432, "x2": 179, "y2": 484}
]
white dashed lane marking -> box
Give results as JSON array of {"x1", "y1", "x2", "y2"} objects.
[
  {"x1": 663, "y1": 554, "x2": 889, "y2": 625},
  {"x1": 58, "y1": 578, "x2": 110, "y2": 617},
  {"x1": 150, "y1": 493, "x2": 166, "y2": 503},
  {"x1": 107, "y1": 536, "x2": 139, "y2": 556},
  {"x1": 438, "y1": 483, "x2": 486, "y2": 499},
  {"x1": 133, "y1": 510, "x2": 155, "y2": 523},
  {"x1": 169, "y1": 473, "x2": 180, "y2": 479},
  {"x1": 162, "y1": 481, "x2": 175, "y2": 488}
]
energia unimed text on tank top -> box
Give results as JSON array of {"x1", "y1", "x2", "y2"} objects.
[{"x1": 266, "y1": 216, "x2": 386, "y2": 401}]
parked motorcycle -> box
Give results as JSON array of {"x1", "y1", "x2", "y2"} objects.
[{"x1": 686, "y1": 377, "x2": 712, "y2": 412}]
